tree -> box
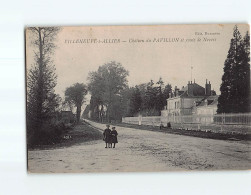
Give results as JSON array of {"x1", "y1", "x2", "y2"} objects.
[
  {"x1": 65, "y1": 83, "x2": 88, "y2": 123},
  {"x1": 120, "y1": 87, "x2": 133, "y2": 117},
  {"x1": 88, "y1": 61, "x2": 129, "y2": 122},
  {"x1": 125, "y1": 79, "x2": 172, "y2": 116},
  {"x1": 89, "y1": 96, "x2": 102, "y2": 121},
  {"x1": 162, "y1": 83, "x2": 172, "y2": 107},
  {"x1": 143, "y1": 80, "x2": 156, "y2": 110},
  {"x1": 156, "y1": 77, "x2": 165, "y2": 112},
  {"x1": 137, "y1": 83, "x2": 148, "y2": 108},
  {"x1": 129, "y1": 86, "x2": 142, "y2": 116},
  {"x1": 218, "y1": 26, "x2": 250, "y2": 113},
  {"x1": 62, "y1": 99, "x2": 74, "y2": 112},
  {"x1": 241, "y1": 31, "x2": 250, "y2": 112},
  {"x1": 26, "y1": 27, "x2": 61, "y2": 141}
]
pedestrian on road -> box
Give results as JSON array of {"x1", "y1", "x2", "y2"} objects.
[
  {"x1": 103, "y1": 124, "x2": 112, "y2": 148},
  {"x1": 111, "y1": 126, "x2": 118, "y2": 148}
]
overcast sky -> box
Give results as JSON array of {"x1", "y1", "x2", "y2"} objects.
[{"x1": 26, "y1": 24, "x2": 249, "y2": 106}]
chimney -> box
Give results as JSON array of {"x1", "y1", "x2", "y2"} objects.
[
  {"x1": 169, "y1": 91, "x2": 173, "y2": 98},
  {"x1": 174, "y1": 86, "x2": 179, "y2": 96},
  {"x1": 187, "y1": 81, "x2": 194, "y2": 96},
  {"x1": 205, "y1": 79, "x2": 211, "y2": 96}
]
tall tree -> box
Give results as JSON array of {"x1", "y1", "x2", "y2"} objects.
[
  {"x1": 89, "y1": 96, "x2": 102, "y2": 121},
  {"x1": 129, "y1": 86, "x2": 142, "y2": 116},
  {"x1": 163, "y1": 83, "x2": 172, "y2": 104},
  {"x1": 156, "y1": 77, "x2": 165, "y2": 113},
  {"x1": 120, "y1": 87, "x2": 133, "y2": 117},
  {"x1": 137, "y1": 83, "x2": 148, "y2": 107},
  {"x1": 65, "y1": 83, "x2": 88, "y2": 123},
  {"x1": 218, "y1": 26, "x2": 250, "y2": 113},
  {"x1": 88, "y1": 61, "x2": 129, "y2": 122},
  {"x1": 26, "y1": 27, "x2": 61, "y2": 140},
  {"x1": 241, "y1": 31, "x2": 250, "y2": 112},
  {"x1": 217, "y1": 26, "x2": 250, "y2": 113},
  {"x1": 143, "y1": 80, "x2": 156, "y2": 110}
]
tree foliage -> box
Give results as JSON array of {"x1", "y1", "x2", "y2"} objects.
[
  {"x1": 128, "y1": 86, "x2": 142, "y2": 116},
  {"x1": 124, "y1": 78, "x2": 172, "y2": 117},
  {"x1": 86, "y1": 63, "x2": 173, "y2": 120},
  {"x1": 26, "y1": 27, "x2": 61, "y2": 144},
  {"x1": 86, "y1": 75, "x2": 173, "y2": 119},
  {"x1": 139, "y1": 79, "x2": 171, "y2": 116},
  {"x1": 218, "y1": 26, "x2": 250, "y2": 113},
  {"x1": 65, "y1": 83, "x2": 88, "y2": 123},
  {"x1": 88, "y1": 61, "x2": 129, "y2": 122}
]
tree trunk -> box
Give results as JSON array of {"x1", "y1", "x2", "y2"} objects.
[
  {"x1": 101, "y1": 104, "x2": 104, "y2": 122},
  {"x1": 37, "y1": 27, "x2": 44, "y2": 130},
  {"x1": 76, "y1": 104, "x2": 81, "y2": 123},
  {"x1": 107, "y1": 103, "x2": 111, "y2": 123}
]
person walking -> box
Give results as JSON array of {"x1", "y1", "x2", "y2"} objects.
[
  {"x1": 111, "y1": 126, "x2": 118, "y2": 148},
  {"x1": 103, "y1": 124, "x2": 112, "y2": 148}
]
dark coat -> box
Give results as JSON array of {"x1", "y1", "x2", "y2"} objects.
[
  {"x1": 111, "y1": 130, "x2": 118, "y2": 143},
  {"x1": 103, "y1": 128, "x2": 112, "y2": 143}
]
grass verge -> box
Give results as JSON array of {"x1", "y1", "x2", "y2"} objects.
[
  {"x1": 113, "y1": 122, "x2": 251, "y2": 141},
  {"x1": 29, "y1": 121, "x2": 103, "y2": 150}
]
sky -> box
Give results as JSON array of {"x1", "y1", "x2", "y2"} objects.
[{"x1": 26, "y1": 24, "x2": 249, "y2": 107}]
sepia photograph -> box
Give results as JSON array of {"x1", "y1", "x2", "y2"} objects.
[{"x1": 25, "y1": 24, "x2": 250, "y2": 173}]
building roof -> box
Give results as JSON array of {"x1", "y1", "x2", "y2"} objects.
[
  {"x1": 192, "y1": 83, "x2": 205, "y2": 95},
  {"x1": 197, "y1": 95, "x2": 218, "y2": 107},
  {"x1": 168, "y1": 80, "x2": 216, "y2": 101},
  {"x1": 179, "y1": 82, "x2": 206, "y2": 97}
]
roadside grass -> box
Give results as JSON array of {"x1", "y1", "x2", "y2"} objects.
[
  {"x1": 110, "y1": 122, "x2": 251, "y2": 141},
  {"x1": 29, "y1": 121, "x2": 103, "y2": 150}
]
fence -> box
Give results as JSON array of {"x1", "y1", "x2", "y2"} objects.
[
  {"x1": 122, "y1": 113, "x2": 251, "y2": 133},
  {"x1": 163, "y1": 113, "x2": 251, "y2": 125},
  {"x1": 213, "y1": 113, "x2": 251, "y2": 125}
]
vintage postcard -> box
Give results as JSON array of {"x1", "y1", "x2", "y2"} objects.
[{"x1": 26, "y1": 24, "x2": 250, "y2": 173}]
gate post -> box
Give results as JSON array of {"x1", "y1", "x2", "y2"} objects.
[{"x1": 138, "y1": 115, "x2": 142, "y2": 126}]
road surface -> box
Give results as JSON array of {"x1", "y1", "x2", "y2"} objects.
[{"x1": 28, "y1": 120, "x2": 250, "y2": 173}]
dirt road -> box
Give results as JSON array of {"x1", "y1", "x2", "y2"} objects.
[{"x1": 28, "y1": 120, "x2": 250, "y2": 173}]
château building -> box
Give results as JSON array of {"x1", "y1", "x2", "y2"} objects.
[{"x1": 161, "y1": 79, "x2": 217, "y2": 118}]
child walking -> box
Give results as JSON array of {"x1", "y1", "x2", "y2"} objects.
[
  {"x1": 111, "y1": 127, "x2": 118, "y2": 148},
  {"x1": 103, "y1": 124, "x2": 112, "y2": 148}
]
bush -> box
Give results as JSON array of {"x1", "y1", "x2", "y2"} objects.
[{"x1": 28, "y1": 122, "x2": 68, "y2": 147}]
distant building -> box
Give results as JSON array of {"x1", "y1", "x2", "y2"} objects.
[
  {"x1": 192, "y1": 95, "x2": 218, "y2": 123},
  {"x1": 193, "y1": 95, "x2": 218, "y2": 115},
  {"x1": 162, "y1": 79, "x2": 217, "y2": 118}
]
